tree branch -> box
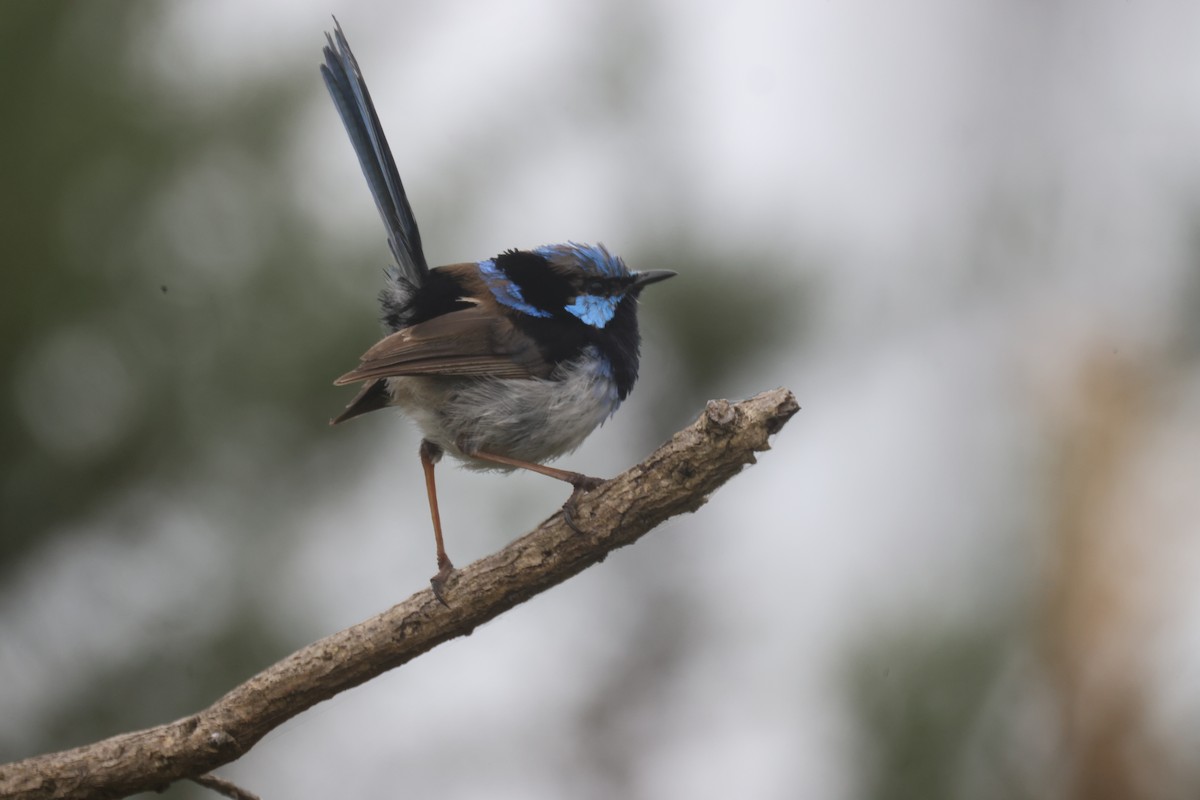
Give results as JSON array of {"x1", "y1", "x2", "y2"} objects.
[{"x1": 0, "y1": 388, "x2": 798, "y2": 800}]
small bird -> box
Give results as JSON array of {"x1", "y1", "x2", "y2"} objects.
[{"x1": 320, "y1": 23, "x2": 675, "y2": 595}]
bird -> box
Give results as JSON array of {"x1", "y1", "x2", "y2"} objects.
[{"x1": 320, "y1": 22, "x2": 675, "y2": 597}]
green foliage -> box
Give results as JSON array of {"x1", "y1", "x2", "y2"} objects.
[
  {"x1": 0, "y1": 3, "x2": 371, "y2": 562},
  {"x1": 848, "y1": 626, "x2": 1008, "y2": 800}
]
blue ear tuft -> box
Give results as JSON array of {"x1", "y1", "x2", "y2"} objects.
[{"x1": 564, "y1": 294, "x2": 621, "y2": 328}]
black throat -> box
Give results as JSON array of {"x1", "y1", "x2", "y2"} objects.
[
  {"x1": 495, "y1": 250, "x2": 643, "y2": 399},
  {"x1": 506, "y1": 293, "x2": 642, "y2": 401}
]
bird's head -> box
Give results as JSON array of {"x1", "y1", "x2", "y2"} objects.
[{"x1": 480, "y1": 243, "x2": 675, "y2": 329}]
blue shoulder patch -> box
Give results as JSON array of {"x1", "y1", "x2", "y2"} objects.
[{"x1": 478, "y1": 259, "x2": 553, "y2": 318}]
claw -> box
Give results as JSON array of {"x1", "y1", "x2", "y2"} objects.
[
  {"x1": 430, "y1": 557, "x2": 455, "y2": 606},
  {"x1": 562, "y1": 498, "x2": 584, "y2": 535},
  {"x1": 562, "y1": 476, "x2": 603, "y2": 535}
]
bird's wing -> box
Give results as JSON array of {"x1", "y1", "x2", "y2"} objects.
[
  {"x1": 321, "y1": 21, "x2": 428, "y2": 286},
  {"x1": 333, "y1": 305, "x2": 548, "y2": 385},
  {"x1": 329, "y1": 379, "x2": 390, "y2": 426}
]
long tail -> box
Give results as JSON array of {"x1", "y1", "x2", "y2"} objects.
[{"x1": 321, "y1": 20, "x2": 428, "y2": 286}]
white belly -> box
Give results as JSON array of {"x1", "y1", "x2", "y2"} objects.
[{"x1": 386, "y1": 348, "x2": 622, "y2": 470}]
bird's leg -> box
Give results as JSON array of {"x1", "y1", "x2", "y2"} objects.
[
  {"x1": 420, "y1": 439, "x2": 454, "y2": 602},
  {"x1": 469, "y1": 449, "x2": 604, "y2": 534}
]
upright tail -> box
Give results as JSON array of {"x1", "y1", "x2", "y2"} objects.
[{"x1": 321, "y1": 20, "x2": 428, "y2": 287}]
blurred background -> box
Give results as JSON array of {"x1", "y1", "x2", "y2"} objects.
[{"x1": 3, "y1": 1, "x2": 1200, "y2": 797}]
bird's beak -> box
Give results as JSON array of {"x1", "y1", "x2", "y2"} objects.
[{"x1": 632, "y1": 269, "x2": 678, "y2": 288}]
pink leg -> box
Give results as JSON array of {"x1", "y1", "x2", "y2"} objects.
[
  {"x1": 470, "y1": 449, "x2": 604, "y2": 534},
  {"x1": 420, "y1": 440, "x2": 454, "y2": 601}
]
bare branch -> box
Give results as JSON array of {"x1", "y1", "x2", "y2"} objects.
[{"x1": 0, "y1": 388, "x2": 798, "y2": 800}]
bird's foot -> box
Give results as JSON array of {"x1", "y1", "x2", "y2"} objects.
[
  {"x1": 562, "y1": 474, "x2": 604, "y2": 535},
  {"x1": 429, "y1": 557, "x2": 456, "y2": 606}
]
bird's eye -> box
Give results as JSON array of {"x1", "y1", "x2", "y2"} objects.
[{"x1": 582, "y1": 278, "x2": 606, "y2": 294}]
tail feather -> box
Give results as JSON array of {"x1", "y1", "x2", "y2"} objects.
[{"x1": 321, "y1": 20, "x2": 428, "y2": 286}]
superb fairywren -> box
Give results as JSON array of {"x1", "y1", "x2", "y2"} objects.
[{"x1": 321, "y1": 23, "x2": 675, "y2": 595}]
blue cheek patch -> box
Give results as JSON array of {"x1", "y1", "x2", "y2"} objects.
[
  {"x1": 565, "y1": 294, "x2": 620, "y2": 328},
  {"x1": 479, "y1": 259, "x2": 553, "y2": 318}
]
